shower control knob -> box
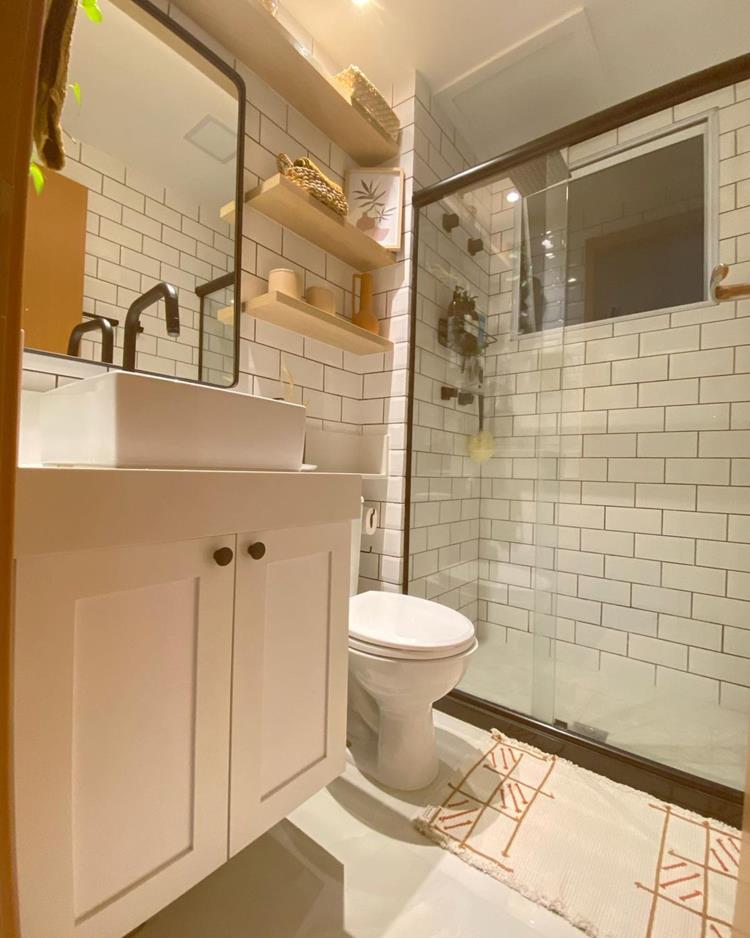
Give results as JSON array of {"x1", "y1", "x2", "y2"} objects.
[
  {"x1": 247, "y1": 542, "x2": 266, "y2": 560},
  {"x1": 213, "y1": 547, "x2": 234, "y2": 566}
]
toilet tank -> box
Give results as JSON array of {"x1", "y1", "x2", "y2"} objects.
[{"x1": 350, "y1": 499, "x2": 363, "y2": 596}]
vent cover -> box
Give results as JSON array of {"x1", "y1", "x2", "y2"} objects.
[{"x1": 184, "y1": 115, "x2": 236, "y2": 164}]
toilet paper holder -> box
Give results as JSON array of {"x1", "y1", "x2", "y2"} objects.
[{"x1": 363, "y1": 503, "x2": 378, "y2": 536}]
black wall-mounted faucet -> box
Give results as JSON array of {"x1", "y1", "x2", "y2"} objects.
[
  {"x1": 122, "y1": 282, "x2": 180, "y2": 371},
  {"x1": 67, "y1": 317, "x2": 115, "y2": 363}
]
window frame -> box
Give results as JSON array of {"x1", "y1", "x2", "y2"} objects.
[{"x1": 510, "y1": 108, "x2": 720, "y2": 337}]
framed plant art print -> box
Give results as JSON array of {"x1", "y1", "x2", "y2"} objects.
[{"x1": 345, "y1": 167, "x2": 404, "y2": 252}]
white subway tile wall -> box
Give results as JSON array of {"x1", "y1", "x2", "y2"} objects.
[
  {"x1": 403, "y1": 75, "x2": 488, "y2": 619},
  {"x1": 359, "y1": 73, "x2": 480, "y2": 595}
]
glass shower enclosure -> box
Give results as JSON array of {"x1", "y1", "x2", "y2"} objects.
[{"x1": 406, "y1": 71, "x2": 750, "y2": 796}]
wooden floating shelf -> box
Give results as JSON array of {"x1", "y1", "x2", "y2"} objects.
[
  {"x1": 174, "y1": 0, "x2": 399, "y2": 165},
  {"x1": 221, "y1": 290, "x2": 392, "y2": 356},
  {"x1": 222, "y1": 174, "x2": 396, "y2": 272}
]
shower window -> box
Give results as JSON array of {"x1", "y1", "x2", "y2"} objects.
[{"x1": 514, "y1": 113, "x2": 718, "y2": 334}]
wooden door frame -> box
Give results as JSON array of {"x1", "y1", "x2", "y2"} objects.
[
  {"x1": 0, "y1": 1, "x2": 45, "y2": 936},
  {"x1": 737, "y1": 746, "x2": 750, "y2": 935}
]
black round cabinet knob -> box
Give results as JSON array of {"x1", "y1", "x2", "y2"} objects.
[
  {"x1": 247, "y1": 542, "x2": 266, "y2": 560},
  {"x1": 213, "y1": 547, "x2": 234, "y2": 567}
]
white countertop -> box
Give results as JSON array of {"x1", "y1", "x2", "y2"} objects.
[{"x1": 15, "y1": 466, "x2": 362, "y2": 557}]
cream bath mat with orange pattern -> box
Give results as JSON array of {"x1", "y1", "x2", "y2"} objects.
[{"x1": 415, "y1": 730, "x2": 739, "y2": 938}]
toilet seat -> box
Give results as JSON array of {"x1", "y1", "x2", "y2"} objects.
[
  {"x1": 348, "y1": 634, "x2": 478, "y2": 660},
  {"x1": 349, "y1": 591, "x2": 476, "y2": 661}
]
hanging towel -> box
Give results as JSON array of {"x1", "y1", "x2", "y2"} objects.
[{"x1": 34, "y1": 0, "x2": 78, "y2": 170}]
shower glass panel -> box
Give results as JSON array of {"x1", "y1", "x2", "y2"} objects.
[
  {"x1": 490, "y1": 173, "x2": 571, "y2": 727},
  {"x1": 407, "y1": 155, "x2": 570, "y2": 728},
  {"x1": 407, "y1": 76, "x2": 750, "y2": 794}
]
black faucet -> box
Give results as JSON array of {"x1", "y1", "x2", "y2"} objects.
[
  {"x1": 122, "y1": 282, "x2": 180, "y2": 371},
  {"x1": 67, "y1": 317, "x2": 115, "y2": 363}
]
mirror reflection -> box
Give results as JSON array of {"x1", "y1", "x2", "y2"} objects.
[{"x1": 21, "y1": 0, "x2": 242, "y2": 387}]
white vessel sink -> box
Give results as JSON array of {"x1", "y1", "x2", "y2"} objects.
[{"x1": 39, "y1": 371, "x2": 306, "y2": 471}]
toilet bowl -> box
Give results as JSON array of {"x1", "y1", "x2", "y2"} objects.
[{"x1": 347, "y1": 508, "x2": 476, "y2": 790}]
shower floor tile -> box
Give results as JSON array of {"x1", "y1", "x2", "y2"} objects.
[{"x1": 460, "y1": 630, "x2": 748, "y2": 791}]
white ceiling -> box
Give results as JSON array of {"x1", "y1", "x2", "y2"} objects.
[
  {"x1": 64, "y1": 0, "x2": 238, "y2": 212},
  {"x1": 282, "y1": 0, "x2": 750, "y2": 161}
]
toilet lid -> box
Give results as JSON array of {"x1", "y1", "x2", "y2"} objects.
[{"x1": 349, "y1": 591, "x2": 476, "y2": 659}]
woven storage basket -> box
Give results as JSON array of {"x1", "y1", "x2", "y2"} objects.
[
  {"x1": 335, "y1": 65, "x2": 400, "y2": 142},
  {"x1": 277, "y1": 153, "x2": 348, "y2": 217}
]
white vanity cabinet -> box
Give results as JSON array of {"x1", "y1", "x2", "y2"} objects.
[
  {"x1": 229, "y1": 522, "x2": 349, "y2": 854},
  {"x1": 13, "y1": 536, "x2": 236, "y2": 938},
  {"x1": 12, "y1": 468, "x2": 359, "y2": 938}
]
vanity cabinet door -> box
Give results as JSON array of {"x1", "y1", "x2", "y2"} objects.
[
  {"x1": 13, "y1": 536, "x2": 236, "y2": 938},
  {"x1": 229, "y1": 522, "x2": 350, "y2": 855}
]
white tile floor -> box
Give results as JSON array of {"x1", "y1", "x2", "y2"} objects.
[
  {"x1": 461, "y1": 629, "x2": 749, "y2": 790},
  {"x1": 131, "y1": 713, "x2": 581, "y2": 938}
]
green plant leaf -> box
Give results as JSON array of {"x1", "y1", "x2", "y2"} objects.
[
  {"x1": 29, "y1": 162, "x2": 45, "y2": 195},
  {"x1": 80, "y1": 0, "x2": 103, "y2": 23},
  {"x1": 69, "y1": 81, "x2": 82, "y2": 105}
]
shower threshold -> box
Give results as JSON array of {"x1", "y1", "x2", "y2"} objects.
[{"x1": 437, "y1": 689, "x2": 743, "y2": 828}]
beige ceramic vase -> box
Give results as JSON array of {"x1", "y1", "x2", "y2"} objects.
[{"x1": 352, "y1": 273, "x2": 379, "y2": 335}]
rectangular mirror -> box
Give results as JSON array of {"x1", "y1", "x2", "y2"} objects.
[{"x1": 22, "y1": 0, "x2": 244, "y2": 387}]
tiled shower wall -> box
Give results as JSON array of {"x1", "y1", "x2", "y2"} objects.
[
  {"x1": 477, "y1": 82, "x2": 750, "y2": 711},
  {"x1": 406, "y1": 188, "x2": 491, "y2": 620}
]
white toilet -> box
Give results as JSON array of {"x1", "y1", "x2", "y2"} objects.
[{"x1": 347, "y1": 511, "x2": 477, "y2": 791}]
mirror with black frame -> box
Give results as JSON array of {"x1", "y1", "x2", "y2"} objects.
[{"x1": 21, "y1": 0, "x2": 244, "y2": 388}]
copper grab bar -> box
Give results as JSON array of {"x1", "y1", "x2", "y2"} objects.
[{"x1": 711, "y1": 264, "x2": 750, "y2": 302}]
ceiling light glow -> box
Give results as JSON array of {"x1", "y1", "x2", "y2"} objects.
[
  {"x1": 352, "y1": 0, "x2": 369, "y2": 6},
  {"x1": 505, "y1": 190, "x2": 520, "y2": 204}
]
